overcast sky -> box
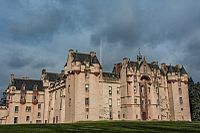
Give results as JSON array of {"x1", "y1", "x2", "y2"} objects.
[{"x1": 1, "y1": 0, "x2": 200, "y2": 95}]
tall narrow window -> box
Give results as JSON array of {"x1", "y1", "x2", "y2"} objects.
[
  {"x1": 134, "y1": 98, "x2": 137, "y2": 104},
  {"x1": 118, "y1": 111, "x2": 120, "y2": 119},
  {"x1": 60, "y1": 89, "x2": 63, "y2": 97},
  {"x1": 109, "y1": 111, "x2": 113, "y2": 119},
  {"x1": 109, "y1": 86, "x2": 112, "y2": 95},
  {"x1": 179, "y1": 88, "x2": 182, "y2": 95},
  {"x1": 134, "y1": 75, "x2": 137, "y2": 82},
  {"x1": 38, "y1": 104, "x2": 41, "y2": 109},
  {"x1": 68, "y1": 85, "x2": 70, "y2": 93},
  {"x1": 85, "y1": 98, "x2": 89, "y2": 105},
  {"x1": 14, "y1": 117, "x2": 18, "y2": 124},
  {"x1": 144, "y1": 65, "x2": 147, "y2": 73},
  {"x1": 178, "y1": 80, "x2": 181, "y2": 87},
  {"x1": 117, "y1": 87, "x2": 120, "y2": 94},
  {"x1": 179, "y1": 97, "x2": 183, "y2": 104},
  {"x1": 85, "y1": 84, "x2": 89, "y2": 92},
  {"x1": 109, "y1": 98, "x2": 112, "y2": 107},
  {"x1": 37, "y1": 112, "x2": 41, "y2": 118},
  {"x1": 69, "y1": 98, "x2": 71, "y2": 107},
  {"x1": 15, "y1": 106, "x2": 19, "y2": 113},
  {"x1": 26, "y1": 116, "x2": 30, "y2": 122},
  {"x1": 55, "y1": 91, "x2": 57, "y2": 100}
]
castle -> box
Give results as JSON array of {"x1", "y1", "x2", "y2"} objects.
[{"x1": 0, "y1": 49, "x2": 191, "y2": 124}]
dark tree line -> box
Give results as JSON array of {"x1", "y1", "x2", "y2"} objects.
[{"x1": 188, "y1": 77, "x2": 200, "y2": 121}]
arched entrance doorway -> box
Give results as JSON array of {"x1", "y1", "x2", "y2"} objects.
[{"x1": 140, "y1": 75, "x2": 151, "y2": 120}]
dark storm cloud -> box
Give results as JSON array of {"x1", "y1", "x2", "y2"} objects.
[
  {"x1": 90, "y1": 0, "x2": 200, "y2": 48},
  {"x1": 7, "y1": 56, "x2": 31, "y2": 69},
  {"x1": 9, "y1": 9, "x2": 63, "y2": 43}
]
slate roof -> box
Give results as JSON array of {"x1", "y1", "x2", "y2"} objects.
[
  {"x1": 11, "y1": 78, "x2": 44, "y2": 91},
  {"x1": 102, "y1": 72, "x2": 119, "y2": 80},
  {"x1": 65, "y1": 52, "x2": 101, "y2": 67},
  {"x1": 44, "y1": 72, "x2": 61, "y2": 82},
  {"x1": 72, "y1": 52, "x2": 101, "y2": 66},
  {"x1": 128, "y1": 61, "x2": 139, "y2": 69},
  {"x1": 180, "y1": 66, "x2": 187, "y2": 74}
]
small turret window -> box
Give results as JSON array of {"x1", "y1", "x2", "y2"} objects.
[
  {"x1": 144, "y1": 65, "x2": 147, "y2": 73},
  {"x1": 109, "y1": 86, "x2": 112, "y2": 95},
  {"x1": 179, "y1": 88, "x2": 182, "y2": 95},
  {"x1": 85, "y1": 84, "x2": 89, "y2": 92},
  {"x1": 178, "y1": 80, "x2": 181, "y2": 87},
  {"x1": 179, "y1": 97, "x2": 183, "y2": 104}
]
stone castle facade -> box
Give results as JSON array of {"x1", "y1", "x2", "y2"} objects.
[{"x1": 0, "y1": 49, "x2": 191, "y2": 124}]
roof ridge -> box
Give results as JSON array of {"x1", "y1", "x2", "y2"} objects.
[{"x1": 14, "y1": 78, "x2": 42, "y2": 81}]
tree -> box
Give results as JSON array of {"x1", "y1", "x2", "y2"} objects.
[
  {"x1": 0, "y1": 91, "x2": 6, "y2": 106},
  {"x1": 188, "y1": 77, "x2": 200, "y2": 121}
]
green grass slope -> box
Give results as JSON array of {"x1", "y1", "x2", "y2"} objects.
[{"x1": 1, "y1": 121, "x2": 200, "y2": 133}]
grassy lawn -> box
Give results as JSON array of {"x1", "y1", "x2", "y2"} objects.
[{"x1": 1, "y1": 121, "x2": 200, "y2": 133}]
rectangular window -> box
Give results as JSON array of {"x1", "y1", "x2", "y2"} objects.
[
  {"x1": 68, "y1": 85, "x2": 70, "y2": 93},
  {"x1": 109, "y1": 86, "x2": 112, "y2": 95},
  {"x1": 14, "y1": 117, "x2": 18, "y2": 124},
  {"x1": 179, "y1": 88, "x2": 182, "y2": 95},
  {"x1": 117, "y1": 87, "x2": 120, "y2": 94},
  {"x1": 134, "y1": 75, "x2": 137, "y2": 82},
  {"x1": 69, "y1": 98, "x2": 71, "y2": 107},
  {"x1": 15, "y1": 106, "x2": 19, "y2": 113},
  {"x1": 36, "y1": 120, "x2": 42, "y2": 123},
  {"x1": 178, "y1": 80, "x2": 181, "y2": 87},
  {"x1": 32, "y1": 95, "x2": 37, "y2": 100},
  {"x1": 55, "y1": 91, "x2": 57, "y2": 100},
  {"x1": 179, "y1": 97, "x2": 183, "y2": 104},
  {"x1": 37, "y1": 112, "x2": 41, "y2": 118},
  {"x1": 118, "y1": 111, "x2": 120, "y2": 119},
  {"x1": 38, "y1": 104, "x2": 41, "y2": 109},
  {"x1": 134, "y1": 86, "x2": 137, "y2": 93},
  {"x1": 85, "y1": 84, "x2": 89, "y2": 92},
  {"x1": 109, "y1": 98, "x2": 112, "y2": 107},
  {"x1": 109, "y1": 111, "x2": 112, "y2": 119},
  {"x1": 26, "y1": 116, "x2": 30, "y2": 122},
  {"x1": 85, "y1": 98, "x2": 89, "y2": 105},
  {"x1": 26, "y1": 106, "x2": 31, "y2": 112},
  {"x1": 86, "y1": 108, "x2": 89, "y2": 112},
  {"x1": 134, "y1": 98, "x2": 137, "y2": 104}
]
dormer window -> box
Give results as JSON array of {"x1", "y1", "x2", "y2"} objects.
[
  {"x1": 32, "y1": 96, "x2": 37, "y2": 100},
  {"x1": 21, "y1": 83, "x2": 26, "y2": 91},
  {"x1": 20, "y1": 83, "x2": 26, "y2": 104},
  {"x1": 86, "y1": 62, "x2": 89, "y2": 67},
  {"x1": 33, "y1": 85, "x2": 38, "y2": 91}
]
